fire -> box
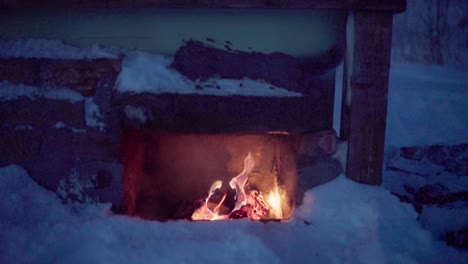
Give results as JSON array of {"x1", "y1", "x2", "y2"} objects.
[
  {"x1": 192, "y1": 152, "x2": 288, "y2": 221},
  {"x1": 229, "y1": 152, "x2": 255, "y2": 211},
  {"x1": 267, "y1": 186, "x2": 283, "y2": 219},
  {"x1": 191, "y1": 180, "x2": 229, "y2": 221}
]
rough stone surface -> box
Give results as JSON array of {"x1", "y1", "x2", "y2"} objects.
[
  {"x1": 0, "y1": 128, "x2": 43, "y2": 165},
  {"x1": 301, "y1": 130, "x2": 337, "y2": 155},
  {"x1": 0, "y1": 58, "x2": 40, "y2": 85},
  {"x1": 114, "y1": 91, "x2": 334, "y2": 133},
  {"x1": 386, "y1": 143, "x2": 468, "y2": 249},
  {"x1": 296, "y1": 131, "x2": 343, "y2": 204},
  {"x1": 0, "y1": 126, "x2": 120, "y2": 186},
  {"x1": 0, "y1": 57, "x2": 122, "y2": 204},
  {"x1": 0, "y1": 58, "x2": 122, "y2": 96},
  {"x1": 172, "y1": 41, "x2": 305, "y2": 93},
  {"x1": 413, "y1": 184, "x2": 468, "y2": 206},
  {"x1": 400, "y1": 144, "x2": 468, "y2": 176},
  {"x1": 446, "y1": 229, "x2": 468, "y2": 249},
  {"x1": 172, "y1": 41, "x2": 342, "y2": 96},
  {"x1": 0, "y1": 50, "x2": 338, "y2": 209},
  {"x1": 0, "y1": 98, "x2": 85, "y2": 129}
]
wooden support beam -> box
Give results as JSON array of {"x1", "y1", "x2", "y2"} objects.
[
  {"x1": 0, "y1": 0, "x2": 406, "y2": 12},
  {"x1": 343, "y1": 11, "x2": 393, "y2": 185}
]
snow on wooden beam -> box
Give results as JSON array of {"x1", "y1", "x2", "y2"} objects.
[
  {"x1": 1, "y1": 0, "x2": 406, "y2": 12},
  {"x1": 342, "y1": 11, "x2": 393, "y2": 185},
  {"x1": 0, "y1": 58, "x2": 122, "y2": 97}
]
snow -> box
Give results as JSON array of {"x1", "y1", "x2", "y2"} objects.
[
  {"x1": 385, "y1": 63, "x2": 468, "y2": 147},
  {"x1": 84, "y1": 98, "x2": 106, "y2": 130},
  {"x1": 116, "y1": 51, "x2": 303, "y2": 97},
  {"x1": 115, "y1": 52, "x2": 192, "y2": 94},
  {"x1": 0, "y1": 38, "x2": 467, "y2": 262},
  {"x1": 0, "y1": 81, "x2": 84, "y2": 103},
  {"x1": 55, "y1": 122, "x2": 86, "y2": 133},
  {"x1": 334, "y1": 62, "x2": 468, "y2": 148},
  {"x1": 125, "y1": 105, "x2": 147, "y2": 124},
  {"x1": 0, "y1": 39, "x2": 302, "y2": 97},
  {"x1": 0, "y1": 82, "x2": 105, "y2": 130},
  {"x1": 383, "y1": 149, "x2": 468, "y2": 245},
  {"x1": 0, "y1": 38, "x2": 118, "y2": 59},
  {"x1": 1, "y1": 164, "x2": 465, "y2": 263}
]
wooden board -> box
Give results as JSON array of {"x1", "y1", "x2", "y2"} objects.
[
  {"x1": 1, "y1": 0, "x2": 406, "y2": 12},
  {"x1": 343, "y1": 11, "x2": 393, "y2": 185}
]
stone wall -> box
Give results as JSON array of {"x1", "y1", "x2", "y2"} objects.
[
  {"x1": 0, "y1": 58, "x2": 123, "y2": 205},
  {"x1": 0, "y1": 48, "x2": 340, "y2": 208}
]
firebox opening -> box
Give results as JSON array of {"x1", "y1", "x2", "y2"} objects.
[{"x1": 121, "y1": 129, "x2": 300, "y2": 221}]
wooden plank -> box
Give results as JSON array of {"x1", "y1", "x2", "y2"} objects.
[
  {"x1": 345, "y1": 11, "x2": 393, "y2": 185},
  {"x1": 0, "y1": 0, "x2": 406, "y2": 12}
]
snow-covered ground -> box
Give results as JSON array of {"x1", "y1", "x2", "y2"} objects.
[
  {"x1": 333, "y1": 62, "x2": 468, "y2": 148},
  {"x1": 0, "y1": 39, "x2": 467, "y2": 262},
  {"x1": 385, "y1": 63, "x2": 468, "y2": 147},
  {"x1": 1, "y1": 164, "x2": 465, "y2": 264}
]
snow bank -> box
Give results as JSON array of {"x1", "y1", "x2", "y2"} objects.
[
  {"x1": 295, "y1": 176, "x2": 438, "y2": 264},
  {"x1": 0, "y1": 81, "x2": 84, "y2": 103},
  {"x1": 0, "y1": 38, "x2": 118, "y2": 59},
  {"x1": 115, "y1": 51, "x2": 303, "y2": 97},
  {"x1": 1, "y1": 165, "x2": 465, "y2": 263}
]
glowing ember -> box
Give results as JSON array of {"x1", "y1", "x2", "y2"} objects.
[{"x1": 192, "y1": 152, "x2": 288, "y2": 221}]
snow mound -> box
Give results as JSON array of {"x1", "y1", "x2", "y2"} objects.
[
  {"x1": 0, "y1": 165, "x2": 68, "y2": 226},
  {"x1": 1, "y1": 165, "x2": 465, "y2": 263},
  {"x1": 295, "y1": 176, "x2": 435, "y2": 264}
]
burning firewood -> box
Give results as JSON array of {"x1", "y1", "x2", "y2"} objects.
[{"x1": 192, "y1": 152, "x2": 284, "y2": 221}]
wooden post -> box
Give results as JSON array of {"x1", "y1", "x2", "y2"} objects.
[{"x1": 343, "y1": 11, "x2": 393, "y2": 185}]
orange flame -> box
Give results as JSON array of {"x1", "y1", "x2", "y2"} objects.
[
  {"x1": 191, "y1": 180, "x2": 229, "y2": 220},
  {"x1": 267, "y1": 186, "x2": 283, "y2": 219},
  {"x1": 192, "y1": 152, "x2": 287, "y2": 221}
]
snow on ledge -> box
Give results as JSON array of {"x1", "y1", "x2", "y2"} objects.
[
  {"x1": 0, "y1": 38, "x2": 118, "y2": 59},
  {"x1": 0, "y1": 82, "x2": 107, "y2": 130},
  {"x1": 115, "y1": 52, "x2": 303, "y2": 97},
  {"x1": 55, "y1": 122, "x2": 86, "y2": 133},
  {"x1": 0, "y1": 81, "x2": 84, "y2": 103},
  {"x1": 0, "y1": 39, "x2": 302, "y2": 97}
]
